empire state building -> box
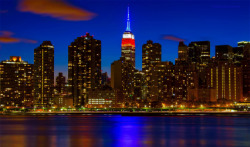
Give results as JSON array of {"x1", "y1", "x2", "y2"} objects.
[{"x1": 121, "y1": 7, "x2": 135, "y2": 67}]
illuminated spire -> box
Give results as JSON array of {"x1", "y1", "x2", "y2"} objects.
[{"x1": 126, "y1": 6, "x2": 131, "y2": 31}]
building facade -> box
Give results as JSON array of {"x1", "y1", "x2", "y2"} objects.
[
  {"x1": 56, "y1": 72, "x2": 66, "y2": 94},
  {"x1": 34, "y1": 41, "x2": 54, "y2": 107},
  {"x1": 121, "y1": 7, "x2": 135, "y2": 67},
  {"x1": 142, "y1": 40, "x2": 161, "y2": 101},
  {"x1": 0, "y1": 56, "x2": 33, "y2": 107},
  {"x1": 68, "y1": 33, "x2": 101, "y2": 108},
  {"x1": 240, "y1": 42, "x2": 250, "y2": 100},
  {"x1": 87, "y1": 86, "x2": 116, "y2": 108},
  {"x1": 134, "y1": 71, "x2": 146, "y2": 103},
  {"x1": 206, "y1": 61, "x2": 243, "y2": 102}
]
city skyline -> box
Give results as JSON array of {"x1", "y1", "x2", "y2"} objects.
[
  {"x1": 1, "y1": 0, "x2": 250, "y2": 77},
  {"x1": 1, "y1": 1, "x2": 250, "y2": 147}
]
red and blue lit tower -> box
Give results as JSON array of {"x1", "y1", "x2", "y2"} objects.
[{"x1": 121, "y1": 6, "x2": 135, "y2": 67}]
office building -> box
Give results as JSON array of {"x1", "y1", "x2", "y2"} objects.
[
  {"x1": 0, "y1": 56, "x2": 33, "y2": 107},
  {"x1": 121, "y1": 7, "x2": 135, "y2": 67},
  {"x1": 34, "y1": 41, "x2": 54, "y2": 107},
  {"x1": 142, "y1": 40, "x2": 161, "y2": 101},
  {"x1": 68, "y1": 33, "x2": 101, "y2": 108},
  {"x1": 189, "y1": 41, "x2": 210, "y2": 65},
  {"x1": 207, "y1": 61, "x2": 243, "y2": 101},
  {"x1": 56, "y1": 72, "x2": 66, "y2": 94}
]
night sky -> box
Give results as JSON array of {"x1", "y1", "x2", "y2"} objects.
[{"x1": 0, "y1": 0, "x2": 250, "y2": 78}]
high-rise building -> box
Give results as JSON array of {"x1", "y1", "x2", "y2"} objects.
[
  {"x1": 238, "y1": 41, "x2": 250, "y2": 47},
  {"x1": 241, "y1": 43, "x2": 250, "y2": 100},
  {"x1": 207, "y1": 61, "x2": 243, "y2": 102},
  {"x1": 215, "y1": 43, "x2": 248, "y2": 101},
  {"x1": 174, "y1": 61, "x2": 188, "y2": 101},
  {"x1": 175, "y1": 42, "x2": 200, "y2": 102},
  {"x1": 232, "y1": 47, "x2": 244, "y2": 65},
  {"x1": 189, "y1": 41, "x2": 210, "y2": 65},
  {"x1": 111, "y1": 58, "x2": 123, "y2": 104},
  {"x1": 175, "y1": 42, "x2": 188, "y2": 101},
  {"x1": 56, "y1": 72, "x2": 66, "y2": 94},
  {"x1": 216, "y1": 44, "x2": 245, "y2": 65},
  {"x1": 142, "y1": 40, "x2": 161, "y2": 101},
  {"x1": 121, "y1": 57, "x2": 135, "y2": 105},
  {"x1": 111, "y1": 57, "x2": 134, "y2": 105},
  {"x1": 110, "y1": 7, "x2": 136, "y2": 106},
  {"x1": 142, "y1": 40, "x2": 161, "y2": 72},
  {"x1": 34, "y1": 41, "x2": 54, "y2": 107},
  {"x1": 121, "y1": 7, "x2": 135, "y2": 67},
  {"x1": 177, "y1": 41, "x2": 188, "y2": 61},
  {"x1": 187, "y1": 43, "x2": 200, "y2": 63},
  {"x1": 0, "y1": 56, "x2": 33, "y2": 107},
  {"x1": 111, "y1": 59, "x2": 122, "y2": 90},
  {"x1": 134, "y1": 70, "x2": 146, "y2": 103},
  {"x1": 188, "y1": 41, "x2": 210, "y2": 88},
  {"x1": 101, "y1": 72, "x2": 110, "y2": 86},
  {"x1": 215, "y1": 45, "x2": 233, "y2": 61},
  {"x1": 68, "y1": 33, "x2": 101, "y2": 108},
  {"x1": 187, "y1": 41, "x2": 210, "y2": 88},
  {"x1": 154, "y1": 61, "x2": 175, "y2": 102}
]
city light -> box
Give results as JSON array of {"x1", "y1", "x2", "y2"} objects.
[
  {"x1": 0, "y1": 1, "x2": 249, "y2": 146},
  {"x1": 0, "y1": 4, "x2": 249, "y2": 112}
]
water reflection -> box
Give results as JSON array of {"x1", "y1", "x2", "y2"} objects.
[{"x1": 0, "y1": 115, "x2": 250, "y2": 147}]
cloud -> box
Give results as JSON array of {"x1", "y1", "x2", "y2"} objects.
[
  {"x1": 0, "y1": 31, "x2": 20, "y2": 43},
  {"x1": 0, "y1": 31, "x2": 37, "y2": 44},
  {"x1": 0, "y1": 31, "x2": 14, "y2": 36},
  {"x1": 18, "y1": 0, "x2": 96, "y2": 21},
  {"x1": 0, "y1": 10, "x2": 8, "y2": 13},
  {"x1": 21, "y1": 39, "x2": 38, "y2": 43},
  {"x1": 162, "y1": 35, "x2": 185, "y2": 42}
]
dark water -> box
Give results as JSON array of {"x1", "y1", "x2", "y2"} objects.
[{"x1": 0, "y1": 114, "x2": 250, "y2": 147}]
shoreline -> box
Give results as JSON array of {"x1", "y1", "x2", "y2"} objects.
[{"x1": 1, "y1": 111, "x2": 250, "y2": 116}]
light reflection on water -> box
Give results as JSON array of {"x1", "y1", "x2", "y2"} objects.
[{"x1": 0, "y1": 115, "x2": 250, "y2": 147}]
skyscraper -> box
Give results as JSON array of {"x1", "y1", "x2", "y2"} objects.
[
  {"x1": 188, "y1": 41, "x2": 210, "y2": 87},
  {"x1": 121, "y1": 7, "x2": 135, "y2": 67},
  {"x1": 56, "y1": 72, "x2": 66, "y2": 94},
  {"x1": 240, "y1": 42, "x2": 250, "y2": 100},
  {"x1": 134, "y1": 70, "x2": 146, "y2": 103},
  {"x1": 142, "y1": 40, "x2": 161, "y2": 101},
  {"x1": 121, "y1": 57, "x2": 135, "y2": 105},
  {"x1": 206, "y1": 61, "x2": 243, "y2": 101},
  {"x1": 189, "y1": 41, "x2": 210, "y2": 65},
  {"x1": 111, "y1": 59, "x2": 123, "y2": 90},
  {"x1": 215, "y1": 45, "x2": 233, "y2": 61},
  {"x1": 34, "y1": 41, "x2": 54, "y2": 107},
  {"x1": 215, "y1": 44, "x2": 244, "y2": 64},
  {"x1": 177, "y1": 41, "x2": 188, "y2": 61},
  {"x1": 111, "y1": 57, "x2": 135, "y2": 106},
  {"x1": 0, "y1": 56, "x2": 33, "y2": 107},
  {"x1": 101, "y1": 72, "x2": 110, "y2": 86},
  {"x1": 238, "y1": 41, "x2": 250, "y2": 47},
  {"x1": 68, "y1": 33, "x2": 101, "y2": 108},
  {"x1": 175, "y1": 42, "x2": 198, "y2": 101},
  {"x1": 154, "y1": 61, "x2": 174, "y2": 102}
]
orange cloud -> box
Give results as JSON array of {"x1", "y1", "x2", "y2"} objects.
[
  {"x1": 0, "y1": 37, "x2": 20, "y2": 43},
  {"x1": 0, "y1": 31, "x2": 37, "y2": 44},
  {"x1": 18, "y1": 0, "x2": 96, "y2": 21}
]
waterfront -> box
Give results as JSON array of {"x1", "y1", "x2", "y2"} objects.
[{"x1": 0, "y1": 114, "x2": 250, "y2": 147}]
